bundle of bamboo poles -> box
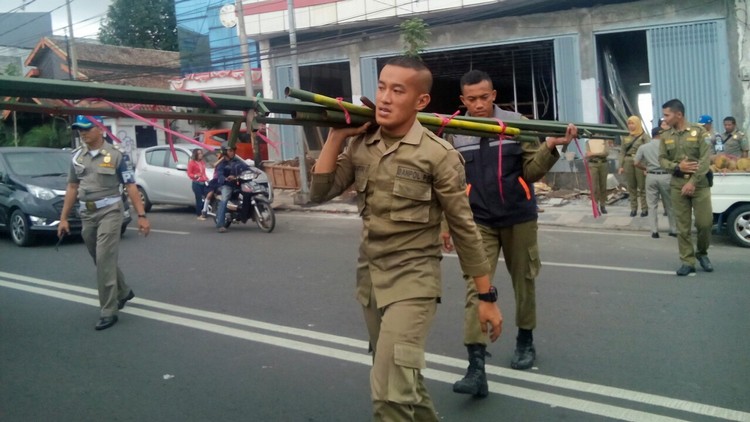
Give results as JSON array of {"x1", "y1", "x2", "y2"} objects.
[{"x1": 253, "y1": 87, "x2": 628, "y2": 141}]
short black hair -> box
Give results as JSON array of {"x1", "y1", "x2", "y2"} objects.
[
  {"x1": 651, "y1": 127, "x2": 661, "y2": 138},
  {"x1": 384, "y1": 56, "x2": 433, "y2": 92},
  {"x1": 460, "y1": 70, "x2": 493, "y2": 89},
  {"x1": 723, "y1": 116, "x2": 736, "y2": 124},
  {"x1": 662, "y1": 99, "x2": 685, "y2": 115}
]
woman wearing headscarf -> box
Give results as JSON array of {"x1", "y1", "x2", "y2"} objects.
[{"x1": 619, "y1": 116, "x2": 650, "y2": 217}]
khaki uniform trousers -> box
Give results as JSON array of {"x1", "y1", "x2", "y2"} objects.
[
  {"x1": 622, "y1": 157, "x2": 647, "y2": 211},
  {"x1": 80, "y1": 202, "x2": 130, "y2": 318},
  {"x1": 646, "y1": 173, "x2": 676, "y2": 234},
  {"x1": 671, "y1": 186, "x2": 712, "y2": 267},
  {"x1": 588, "y1": 161, "x2": 608, "y2": 207},
  {"x1": 362, "y1": 287, "x2": 439, "y2": 422},
  {"x1": 463, "y1": 220, "x2": 540, "y2": 346}
]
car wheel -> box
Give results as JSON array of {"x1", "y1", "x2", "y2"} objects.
[
  {"x1": 138, "y1": 187, "x2": 152, "y2": 212},
  {"x1": 10, "y1": 209, "x2": 35, "y2": 247},
  {"x1": 727, "y1": 204, "x2": 750, "y2": 248}
]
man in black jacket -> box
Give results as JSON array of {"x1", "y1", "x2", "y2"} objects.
[{"x1": 443, "y1": 70, "x2": 576, "y2": 397}]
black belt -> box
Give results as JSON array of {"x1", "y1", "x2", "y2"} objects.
[{"x1": 647, "y1": 171, "x2": 668, "y2": 175}]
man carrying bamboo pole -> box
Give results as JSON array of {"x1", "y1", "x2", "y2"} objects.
[
  {"x1": 310, "y1": 56, "x2": 502, "y2": 421},
  {"x1": 444, "y1": 70, "x2": 577, "y2": 397}
]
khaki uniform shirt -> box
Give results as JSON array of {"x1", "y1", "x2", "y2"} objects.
[
  {"x1": 310, "y1": 120, "x2": 490, "y2": 308},
  {"x1": 720, "y1": 130, "x2": 748, "y2": 157},
  {"x1": 619, "y1": 133, "x2": 649, "y2": 165},
  {"x1": 68, "y1": 142, "x2": 133, "y2": 201},
  {"x1": 658, "y1": 123, "x2": 711, "y2": 188}
]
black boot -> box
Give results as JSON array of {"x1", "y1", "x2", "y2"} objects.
[
  {"x1": 511, "y1": 331, "x2": 536, "y2": 370},
  {"x1": 452, "y1": 344, "x2": 488, "y2": 398}
]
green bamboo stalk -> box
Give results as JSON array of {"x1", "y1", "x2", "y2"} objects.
[{"x1": 285, "y1": 87, "x2": 375, "y2": 118}]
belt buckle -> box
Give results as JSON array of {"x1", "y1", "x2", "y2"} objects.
[{"x1": 85, "y1": 201, "x2": 97, "y2": 212}]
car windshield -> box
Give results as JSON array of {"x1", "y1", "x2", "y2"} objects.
[{"x1": 5, "y1": 151, "x2": 70, "y2": 177}]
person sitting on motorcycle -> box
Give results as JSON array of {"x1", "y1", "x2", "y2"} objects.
[{"x1": 214, "y1": 146, "x2": 250, "y2": 233}]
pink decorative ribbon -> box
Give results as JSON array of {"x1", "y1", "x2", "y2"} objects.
[
  {"x1": 572, "y1": 139, "x2": 600, "y2": 218},
  {"x1": 335, "y1": 97, "x2": 351, "y2": 124},
  {"x1": 433, "y1": 110, "x2": 460, "y2": 137},
  {"x1": 493, "y1": 118, "x2": 508, "y2": 204}
]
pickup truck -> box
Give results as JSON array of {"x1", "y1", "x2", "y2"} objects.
[{"x1": 712, "y1": 172, "x2": 750, "y2": 248}]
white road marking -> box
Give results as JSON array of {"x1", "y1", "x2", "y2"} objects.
[
  {"x1": 442, "y1": 254, "x2": 678, "y2": 275},
  {"x1": 540, "y1": 227, "x2": 653, "y2": 237},
  {"x1": 126, "y1": 228, "x2": 190, "y2": 235},
  {"x1": 1, "y1": 272, "x2": 747, "y2": 421}
]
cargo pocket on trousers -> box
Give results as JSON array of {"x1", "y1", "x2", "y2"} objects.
[
  {"x1": 388, "y1": 343, "x2": 426, "y2": 403},
  {"x1": 528, "y1": 244, "x2": 541, "y2": 280}
]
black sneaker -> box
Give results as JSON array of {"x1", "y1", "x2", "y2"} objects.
[
  {"x1": 676, "y1": 265, "x2": 696, "y2": 276},
  {"x1": 651, "y1": 232, "x2": 659, "y2": 239},
  {"x1": 630, "y1": 210, "x2": 637, "y2": 217},
  {"x1": 510, "y1": 342, "x2": 536, "y2": 370},
  {"x1": 668, "y1": 232, "x2": 678, "y2": 237},
  {"x1": 697, "y1": 256, "x2": 714, "y2": 272},
  {"x1": 641, "y1": 210, "x2": 648, "y2": 217},
  {"x1": 600, "y1": 206, "x2": 607, "y2": 214}
]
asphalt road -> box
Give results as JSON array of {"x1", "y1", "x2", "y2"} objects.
[{"x1": 1, "y1": 207, "x2": 748, "y2": 422}]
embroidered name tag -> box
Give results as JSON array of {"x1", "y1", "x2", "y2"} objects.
[
  {"x1": 397, "y1": 166, "x2": 432, "y2": 183},
  {"x1": 665, "y1": 139, "x2": 674, "y2": 144},
  {"x1": 99, "y1": 163, "x2": 115, "y2": 168},
  {"x1": 686, "y1": 137, "x2": 697, "y2": 142}
]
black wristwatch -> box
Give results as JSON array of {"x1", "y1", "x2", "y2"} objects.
[
  {"x1": 478, "y1": 286, "x2": 498, "y2": 303},
  {"x1": 138, "y1": 214, "x2": 147, "y2": 218}
]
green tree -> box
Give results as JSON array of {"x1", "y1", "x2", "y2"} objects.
[
  {"x1": 400, "y1": 18, "x2": 431, "y2": 59},
  {"x1": 99, "y1": 0, "x2": 178, "y2": 51},
  {"x1": 0, "y1": 61, "x2": 22, "y2": 76}
]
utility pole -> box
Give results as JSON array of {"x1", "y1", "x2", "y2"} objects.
[
  {"x1": 235, "y1": 0, "x2": 261, "y2": 166},
  {"x1": 65, "y1": 0, "x2": 78, "y2": 79},
  {"x1": 287, "y1": 0, "x2": 309, "y2": 204}
]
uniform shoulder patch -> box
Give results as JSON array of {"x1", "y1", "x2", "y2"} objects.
[{"x1": 424, "y1": 129, "x2": 453, "y2": 151}]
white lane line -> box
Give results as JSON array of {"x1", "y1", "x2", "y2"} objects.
[
  {"x1": 442, "y1": 254, "x2": 678, "y2": 276},
  {"x1": 540, "y1": 227, "x2": 652, "y2": 237},
  {"x1": 126, "y1": 228, "x2": 190, "y2": 235},
  {"x1": 1, "y1": 274, "x2": 746, "y2": 421}
]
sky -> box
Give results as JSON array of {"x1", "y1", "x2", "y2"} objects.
[{"x1": 6, "y1": 0, "x2": 113, "y2": 39}]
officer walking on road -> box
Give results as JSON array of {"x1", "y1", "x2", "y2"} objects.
[
  {"x1": 658, "y1": 100, "x2": 713, "y2": 276},
  {"x1": 58, "y1": 115, "x2": 150, "y2": 330},
  {"x1": 442, "y1": 70, "x2": 577, "y2": 399},
  {"x1": 310, "y1": 57, "x2": 502, "y2": 421}
]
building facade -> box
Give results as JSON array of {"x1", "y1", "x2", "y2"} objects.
[{"x1": 227, "y1": 0, "x2": 748, "y2": 161}]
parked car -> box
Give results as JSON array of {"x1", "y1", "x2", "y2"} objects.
[
  {"x1": 135, "y1": 144, "x2": 272, "y2": 212},
  {"x1": 0, "y1": 147, "x2": 131, "y2": 246}
]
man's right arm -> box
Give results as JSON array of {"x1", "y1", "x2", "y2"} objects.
[
  {"x1": 310, "y1": 124, "x2": 370, "y2": 203},
  {"x1": 58, "y1": 183, "x2": 79, "y2": 237}
]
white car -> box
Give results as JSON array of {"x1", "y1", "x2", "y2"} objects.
[{"x1": 135, "y1": 145, "x2": 272, "y2": 211}]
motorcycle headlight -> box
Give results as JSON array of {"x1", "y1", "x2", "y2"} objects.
[{"x1": 27, "y1": 184, "x2": 57, "y2": 200}]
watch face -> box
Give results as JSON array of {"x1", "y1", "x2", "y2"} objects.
[{"x1": 220, "y1": 4, "x2": 237, "y2": 28}]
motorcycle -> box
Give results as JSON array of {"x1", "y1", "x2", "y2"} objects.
[{"x1": 207, "y1": 168, "x2": 276, "y2": 233}]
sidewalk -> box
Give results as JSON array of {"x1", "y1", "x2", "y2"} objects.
[{"x1": 271, "y1": 189, "x2": 674, "y2": 234}]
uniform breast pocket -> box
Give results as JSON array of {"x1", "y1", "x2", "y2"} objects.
[
  {"x1": 96, "y1": 166, "x2": 116, "y2": 176},
  {"x1": 390, "y1": 179, "x2": 432, "y2": 223},
  {"x1": 354, "y1": 168, "x2": 369, "y2": 215}
]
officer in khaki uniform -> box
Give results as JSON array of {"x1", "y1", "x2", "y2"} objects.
[
  {"x1": 59, "y1": 115, "x2": 150, "y2": 330},
  {"x1": 658, "y1": 99, "x2": 713, "y2": 276},
  {"x1": 311, "y1": 57, "x2": 502, "y2": 421},
  {"x1": 619, "y1": 116, "x2": 650, "y2": 217},
  {"x1": 586, "y1": 139, "x2": 610, "y2": 214},
  {"x1": 717, "y1": 116, "x2": 748, "y2": 158}
]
